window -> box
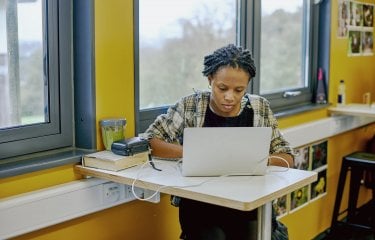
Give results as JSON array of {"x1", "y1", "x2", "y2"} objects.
[
  {"x1": 0, "y1": 0, "x2": 73, "y2": 159},
  {"x1": 135, "y1": 0, "x2": 325, "y2": 133},
  {"x1": 252, "y1": 0, "x2": 318, "y2": 110},
  {"x1": 138, "y1": 0, "x2": 237, "y2": 109}
]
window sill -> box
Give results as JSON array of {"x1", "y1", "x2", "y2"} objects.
[
  {"x1": 0, "y1": 148, "x2": 95, "y2": 179},
  {"x1": 274, "y1": 103, "x2": 330, "y2": 119},
  {"x1": 0, "y1": 104, "x2": 329, "y2": 179}
]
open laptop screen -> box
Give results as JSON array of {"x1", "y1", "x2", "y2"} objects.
[{"x1": 181, "y1": 127, "x2": 272, "y2": 176}]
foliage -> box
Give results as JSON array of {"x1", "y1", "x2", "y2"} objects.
[{"x1": 140, "y1": 4, "x2": 304, "y2": 108}]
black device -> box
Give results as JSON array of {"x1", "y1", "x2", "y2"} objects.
[
  {"x1": 111, "y1": 137, "x2": 161, "y2": 171},
  {"x1": 111, "y1": 137, "x2": 149, "y2": 156}
]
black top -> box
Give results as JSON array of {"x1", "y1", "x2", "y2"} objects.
[
  {"x1": 203, "y1": 99, "x2": 254, "y2": 127},
  {"x1": 179, "y1": 99, "x2": 258, "y2": 239}
]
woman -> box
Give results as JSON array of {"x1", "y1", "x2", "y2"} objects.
[{"x1": 144, "y1": 44, "x2": 293, "y2": 240}]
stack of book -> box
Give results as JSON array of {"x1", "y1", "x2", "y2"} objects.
[{"x1": 82, "y1": 150, "x2": 149, "y2": 171}]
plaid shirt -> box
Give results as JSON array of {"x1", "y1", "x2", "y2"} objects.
[{"x1": 144, "y1": 91, "x2": 293, "y2": 155}]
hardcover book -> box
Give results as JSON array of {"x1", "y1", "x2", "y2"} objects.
[{"x1": 82, "y1": 150, "x2": 149, "y2": 171}]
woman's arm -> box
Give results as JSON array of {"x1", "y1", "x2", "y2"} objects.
[
  {"x1": 268, "y1": 153, "x2": 294, "y2": 168},
  {"x1": 149, "y1": 138, "x2": 183, "y2": 159}
]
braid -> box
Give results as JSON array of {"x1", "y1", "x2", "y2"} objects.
[{"x1": 202, "y1": 44, "x2": 256, "y2": 79}]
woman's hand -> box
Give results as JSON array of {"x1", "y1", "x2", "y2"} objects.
[
  {"x1": 268, "y1": 153, "x2": 294, "y2": 168},
  {"x1": 149, "y1": 138, "x2": 183, "y2": 159}
]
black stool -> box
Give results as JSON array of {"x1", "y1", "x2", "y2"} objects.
[{"x1": 331, "y1": 152, "x2": 375, "y2": 236}]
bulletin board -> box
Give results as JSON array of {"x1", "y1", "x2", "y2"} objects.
[{"x1": 337, "y1": 0, "x2": 374, "y2": 56}]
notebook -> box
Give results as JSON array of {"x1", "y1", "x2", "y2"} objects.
[{"x1": 181, "y1": 127, "x2": 272, "y2": 177}]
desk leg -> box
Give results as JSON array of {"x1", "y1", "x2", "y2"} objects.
[{"x1": 257, "y1": 202, "x2": 272, "y2": 240}]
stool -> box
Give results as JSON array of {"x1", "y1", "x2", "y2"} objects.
[{"x1": 331, "y1": 152, "x2": 375, "y2": 236}]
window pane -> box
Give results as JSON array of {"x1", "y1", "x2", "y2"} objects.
[
  {"x1": 260, "y1": 0, "x2": 307, "y2": 94},
  {"x1": 0, "y1": 0, "x2": 46, "y2": 129},
  {"x1": 139, "y1": 0, "x2": 237, "y2": 109}
]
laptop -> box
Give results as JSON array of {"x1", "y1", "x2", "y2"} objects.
[{"x1": 181, "y1": 127, "x2": 272, "y2": 177}]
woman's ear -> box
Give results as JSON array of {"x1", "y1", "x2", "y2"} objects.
[{"x1": 207, "y1": 75, "x2": 213, "y2": 86}]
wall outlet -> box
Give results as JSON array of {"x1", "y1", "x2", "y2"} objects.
[
  {"x1": 102, "y1": 182, "x2": 123, "y2": 204},
  {"x1": 125, "y1": 184, "x2": 144, "y2": 200},
  {"x1": 143, "y1": 189, "x2": 160, "y2": 203},
  {"x1": 124, "y1": 185, "x2": 159, "y2": 203}
]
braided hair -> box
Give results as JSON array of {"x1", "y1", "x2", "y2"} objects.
[{"x1": 202, "y1": 44, "x2": 256, "y2": 80}]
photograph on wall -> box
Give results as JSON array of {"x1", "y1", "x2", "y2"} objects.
[
  {"x1": 363, "y1": 3, "x2": 374, "y2": 28},
  {"x1": 338, "y1": 0, "x2": 350, "y2": 38},
  {"x1": 311, "y1": 140, "x2": 327, "y2": 170},
  {"x1": 311, "y1": 169, "x2": 327, "y2": 200},
  {"x1": 362, "y1": 31, "x2": 374, "y2": 55},
  {"x1": 348, "y1": 30, "x2": 362, "y2": 55},
  {"x1": 290, "y1": 185, "x2": 309, "y2": 211},
  {"x1": 349, "y1": 1, "x2": 363, "y2": 27},
  {"x1": 293, "y1": 145, "x2": 310, "y2": 170},
  {"x1": 272, "y1": 194, "x2": 288, "y2": 218},
  {"x1": 346, "y1": 1, "x2": 374, "y2": 56}
]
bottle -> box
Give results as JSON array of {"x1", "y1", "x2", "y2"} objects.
[
  {"x1": 315, "y1": 68, "x2": 327, "y2": 104},
  {"x1": 337, "y1": 80, "x2": 346, "y2": 106}
]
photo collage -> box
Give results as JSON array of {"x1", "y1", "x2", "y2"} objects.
[
  {"x1": 272, "y1": 140, "x2": 328, "y2": 218},
  {"x1": 338, "y1": 0, "x2": 374, "y2": 56}
]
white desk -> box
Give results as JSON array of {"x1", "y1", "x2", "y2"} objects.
[
  {"x1": 329, "y1": 103, "x2": 375, "y2": 117},
  {"x1": 75, "y1": 161, "x2": 317, "y2": 240}
]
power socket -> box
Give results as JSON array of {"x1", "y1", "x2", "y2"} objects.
[
  {"x1": 124, "y1": 185, "x2": 135, "y2": 200},
  {"x1": 125, "y1": 184, "x2": 143, "y2": 200},
  {"x1": 124, "y1": 185, "x2": 159, "y2": 203},
  {"x1": 102, "y1": 182, "x2": 160, "y2": 205},
  {"x1": 143, "y1": 189, "x2": 160, "y2": 203},
  {"x1": 102, "y1": 182, "x2": 124, "y2": 204}
]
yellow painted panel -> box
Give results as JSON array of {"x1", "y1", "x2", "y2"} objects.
[
  {"x1": 278, "y1": 108, "x2": 329, "y2": 129},
  {"x1": 329, "y1": 0, "x2": 375, "y2": 106},
  {"x1": 0, "y1": 164, "x2": 79, "y2": 198},
  {"x1": 95, "y1": 0, "x2": 135, "y2": 150},
  {"x1": 12, "y1": 194, "x2": 181, "y2": 240}
]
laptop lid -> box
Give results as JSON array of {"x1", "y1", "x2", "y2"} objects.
[{"x1": 181, "y1": 127, "x2": 272, "y2": 177}]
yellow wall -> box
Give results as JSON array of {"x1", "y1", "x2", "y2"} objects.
[
  {"x1": 2, "y1": 1, "x2": 375, "y2": 239},
  {"x1": 94, "y1": 0, "x2": 136, "y2": 148},
  {"x1": 328, "y1": 1, "x2": 375, "y2": 105}
]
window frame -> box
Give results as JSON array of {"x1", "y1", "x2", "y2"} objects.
[
  {"x1": 250, "y1": 0, "x2": 320, "y2": 111},
  {"x1": 0, "y1": 0, "x2": 97, "y2": 178},
  {"x1": 134, "y1": 0, "x2": 328, "y2": 134},
  {"x1": 0, "y1": 0, "x2": 73, "y2": 159}
]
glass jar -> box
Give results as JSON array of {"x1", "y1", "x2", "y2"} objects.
[{"x1": 100, "y1": 118, "x2": 126, "y2": 150}]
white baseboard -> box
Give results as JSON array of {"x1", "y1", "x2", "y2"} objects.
[
  {"x1": 0, "y1": 115, "x2": 374, "y2": 239},
  {"x1": 0, "y1": 178, "x2": 148, "y2": 239}
]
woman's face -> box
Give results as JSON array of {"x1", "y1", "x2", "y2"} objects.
[{"x1": 208, "y1": 67, "x2": 250, "y2": 117}]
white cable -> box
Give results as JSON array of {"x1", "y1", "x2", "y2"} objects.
[
  {"x1": 131, "y1": 160, "x2": 218, "y2": 201},
  {"x1": 131, "y1": 155, "x2": 291, "y2": 201}
]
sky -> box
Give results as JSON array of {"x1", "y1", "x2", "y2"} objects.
[
  {"x1": 262, "y1": 0, "x2": 302, "y2": 15},
  {"x1": 139, "y1": 0, "x2": 227, "y2": 42},
  {"x1": 0, "y1": 0, "x2": 41, "y2": 53},
  {"x1": 2, "y1": 0, "x2": 302, "y2": 45},
  {"x1": 17, "y1": 0, "x2": 42, "y2": 41},
  {"x1": 140, "y1": 0, "x2": 302, "y2": 43}
]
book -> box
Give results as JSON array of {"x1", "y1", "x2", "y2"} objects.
[{"x1": 82, "y1": 150, "x2": 149, "y2": 171}]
